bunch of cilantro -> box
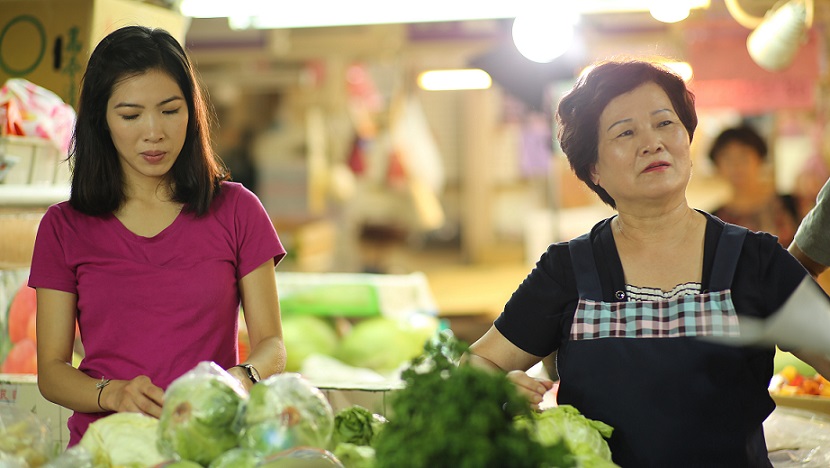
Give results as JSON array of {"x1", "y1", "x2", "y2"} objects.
[{"x1": 372, "y1": 329, "x2": 575, "y2": 468}]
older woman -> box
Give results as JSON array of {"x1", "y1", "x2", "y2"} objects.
[{"x1": 466, "y1": 60, "x2": 830, "y2": 467}]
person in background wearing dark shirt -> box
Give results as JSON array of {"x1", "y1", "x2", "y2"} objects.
[{"x1": 708, "y1": 125, "x2": 800, "y2": 246}]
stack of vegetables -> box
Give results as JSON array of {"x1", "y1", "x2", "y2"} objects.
[{"x1": 8, "y1": 332, "x2": 619, "y2": 467}]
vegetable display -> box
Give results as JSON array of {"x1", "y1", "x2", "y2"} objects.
[
  {"x1": 371, "y1": 329, "x2": 577, "y2": 468},
  {"x1": 6, "y1": 331, "x2": 622, "y2": 467}
]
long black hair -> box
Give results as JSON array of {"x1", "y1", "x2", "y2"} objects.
[{"x1": 70, "y1": 25, "x2": 228, "y2": 216}]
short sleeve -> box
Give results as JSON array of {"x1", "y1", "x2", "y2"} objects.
[
  {"x1": 28, "y1": 204, "x2": 78, "y2": 294},
  {"x1": 732, "y1": 231, "x2": 810, "y2": 319},
  {"x1": 494, "y1": 243, "x2": 578, "y2": 357},
  {"x1": 794, "y1": 179, "x2": 830, "y2": 267},
  {"x1": 229, "y1": 184, "x2": 286, "y2": 279}
]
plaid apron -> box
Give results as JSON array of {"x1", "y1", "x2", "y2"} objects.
[{"x1": 557, "y1": 222, "x2": 773, "y2": 467}]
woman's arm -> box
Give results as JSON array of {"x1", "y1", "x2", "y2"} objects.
[
  {"x1": 788, "y1": 241, "x2": 828, "y2": 278},
  {"x1": 231, "y1": 259, "x2": 286, "y2": 390},
  {"x1": 464, "y1": 326, "x2": 553, "y2": 408},
  {"x1": 36, "y1": 288, "x2": 164, "y2": 417}
]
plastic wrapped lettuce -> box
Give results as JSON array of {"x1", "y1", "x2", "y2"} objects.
[
  {"x1": 239, "y1": 373, "x2": 334, "y2": 456},
  {"x1": 207, "y1": 447, "x2": 262, "y2": 468},
  {"x1": 157, "y1": 361, "x2": 248, "y2": 465},
  {"x1": 515, "y1": 404, "x2": 618, "y2": 467},
  {"x1": 0, "y1": 405, "x2": 55, "y2": 467},
  {"x1": 258, "y1": 447, "x2": 344, "y2": 467},
  {"x1": 42, "y1": 445, "x2": 94, "y2": 468},
  {"x1": 79, "y1": 412, "x2": 165, "y2": 467}
]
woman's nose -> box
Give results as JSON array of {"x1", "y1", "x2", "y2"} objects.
[
  {"x1": 143, "y1": 115, "x2": 164, "y2": 142},
  {"x1": 639, "y1": 131, "x2": 663, "y2": 155}
]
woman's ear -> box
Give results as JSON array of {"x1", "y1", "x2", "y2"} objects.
[{"x1": 590, "y1": 165, "x2": 600, "y2": 186}]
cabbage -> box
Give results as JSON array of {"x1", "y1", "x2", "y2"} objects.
[
  {"x1": 157, "y1": 361, "x2": 248, "y2": 465},
  {"x1": 79, "y1": 412, "x2": 165, "y2": 467},
  {"x1": 336, "y1": 317, "x2": 434, "y2": 372},
  {"x1": 282, "y1": 315, "x2": 339, "y2": 372},
  {"x1": 515, "y1": 405, "x2": 617, "y2": 467},
  {"x1": 258, "y1": 447, "x2": 344, "y2": 468},
  {"x1": 239, "y1": 373, "x2": 334, "y2": 456},
  {"x1": 207, "y1": 447, "x2": 262, "y2": 468},
  {"x1": 154, "y1": 461, "x2": 203, "y2": 467}
]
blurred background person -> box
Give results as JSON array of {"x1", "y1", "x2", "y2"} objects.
[{"x1": 708, "y1": 125, "x2": 800, "y2": 246}]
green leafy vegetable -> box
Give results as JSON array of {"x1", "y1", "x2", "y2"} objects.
[
  {"x1": 336, "y1": 316, "x2": 433, "y2": 372},
  {"x1": 157, "y1": 362, "x2": 248, "y2": 466},
  {"x1": 281, "y1": 315, "x2": 340, "y2": 372},
  {"x1": 332, "y1": 442, "x2": 376, "y2": 468},
  {"x1": 372, "y1": 330, "x2": 574, "y2": 468},
  {"x1": 208, "y1": 447, "x2": 262, "y2": 468},
  {"x1": 332, "y1": 405, "x2": 386, "y2": 448},
  {"x1": 79, "y1": 412, "x2": 166, "y2": 467},
  {"x1": 515, "y1": 405, "x2": 618, "y2": 468},
  {"x1": 239, "y1": 373, "x2": 335, "y2": 456}
]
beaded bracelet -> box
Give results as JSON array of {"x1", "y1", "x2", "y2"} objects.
[{"x1": 96, "y1": 377, "x2": 111, "y2": 412}]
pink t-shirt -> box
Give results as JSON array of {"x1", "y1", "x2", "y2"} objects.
[{"x1": 28, "y1": 182, "x2": 285, "y2": 446}]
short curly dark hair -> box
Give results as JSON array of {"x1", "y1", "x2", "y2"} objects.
[
  {"x1": 708, "y1": 126, "x2": 768, "y2": 164},
  {"x1": 555, "y1": 59, "x2": 697, "y2": 208}
]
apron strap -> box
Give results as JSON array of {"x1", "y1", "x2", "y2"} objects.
[
  {"x1": 709, "y1": 223, "x2": 748, "y2": 292},
  {"x1": 568, "y1": 232, "x2": 603, "y2": 300}
]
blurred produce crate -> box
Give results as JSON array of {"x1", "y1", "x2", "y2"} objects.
[{"x1": 276, "y1": 271, "x2": 438, "y2": 320}]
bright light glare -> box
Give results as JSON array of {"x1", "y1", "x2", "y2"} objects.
[
  {"x1": 664, "y1": 61, "x2": 693, "y2": 81},
  {"x1": 418, "y1": 69, "x2": 493, "y2": 91},
  {"x1": 580, "y1": 60, "x2": 694, "y2": 82},
  {"x1": 512, "y1": 6, "x2": 578, "y2": 63},
  {"x1": 650, "y1": 1, "x2": 691, "y2": 23},
  {"x1": 180, "y1": 0, "x2": 711, "y2": 28}
]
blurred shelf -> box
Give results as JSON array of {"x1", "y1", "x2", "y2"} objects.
[{"x1": 0, "y1": 185, "x2": 70, "y2": 207}]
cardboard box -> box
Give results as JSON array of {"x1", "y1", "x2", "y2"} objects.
[{"x1": 0, "y1": 0, "x2": 188, "y2": 109}]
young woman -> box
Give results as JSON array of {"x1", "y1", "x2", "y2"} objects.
[
  {"x1": 29, "y1": 25, "x2": 287, "y2": 446},
  {"x1": 466, "y1": 60, "x2": 830, "y2": 467}
]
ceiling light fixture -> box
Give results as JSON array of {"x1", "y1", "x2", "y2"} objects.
[
  {"x1": 725, "y1": 0, "x2": 813, "y2": 71},
  {"x1": 417, "y1": 69, "x2": 492, "y2": 91},
  {"x1": 649, "y1": 0, "x2": 692, "y2": 23}
]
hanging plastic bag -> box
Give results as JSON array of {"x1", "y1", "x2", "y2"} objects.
[{"x1": 0, "y1": 78, "x2": 76, "y2": 154}]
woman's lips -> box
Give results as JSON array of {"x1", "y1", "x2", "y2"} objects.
[
  {"x1": 142, "y1": 151, "x2": 165, "y2": 163},
  {"x1": 643, "y1": 161, "x2": 670, "y2": 173}
]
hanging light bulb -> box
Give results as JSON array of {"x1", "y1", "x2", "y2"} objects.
[
  {"x1": 746, "y1": 0, "x2": 811, "y2": 71},
  {"x1": 650, "y1": 1, "x2": 691, "y2": 23},
  {"x1": 512, "y1": 5, "x2": 579, "y2": 63}
]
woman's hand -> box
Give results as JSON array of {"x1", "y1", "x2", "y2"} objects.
[
  {"x1": 506, "y1": 370, "x2": 554, "y2": 410},
  {"x1": 99, "y1": 375, "x2": 165, "y2": 418}
]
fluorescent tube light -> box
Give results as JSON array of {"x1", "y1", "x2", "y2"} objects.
[{"x1": 417, "y1": 69, "x2": 493, "y2": 91}]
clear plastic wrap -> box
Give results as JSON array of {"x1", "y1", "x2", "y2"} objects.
[
  {"x1": 157, "y1": 361, "x2": 249, "y2": 466},
  {"x1": 765, "y1": 406, "x2": 830, "y2": 467},
  {"x1": 0, "y1": 405, "x2": 55, "y2": 467},
  {"x1": 239, "y1": 372, "x2": 335, "y2": 457}
]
